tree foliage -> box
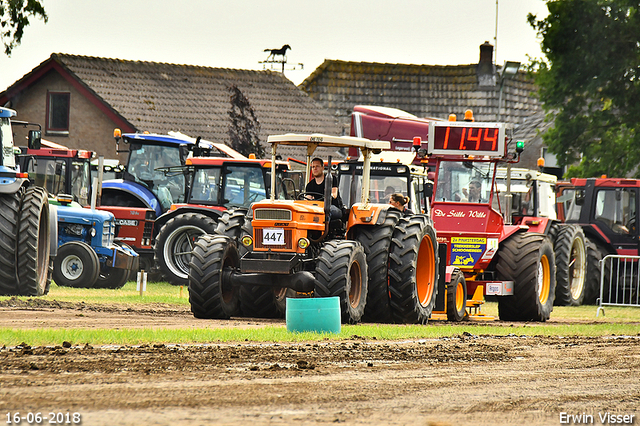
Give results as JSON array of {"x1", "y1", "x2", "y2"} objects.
[
  {"x1": 528, "y1": 1, "x2": 640, "y2": 177},
  {"x1": 227, "y1": 85, "x2": 264, "y2": 158},
  {"x1": 0, "y1": 0, "x2": 47, "y2": 55}
]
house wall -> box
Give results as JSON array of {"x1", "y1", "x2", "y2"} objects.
[{"x1": 8, "y1": 70, "x2": 123, "y2": 161}]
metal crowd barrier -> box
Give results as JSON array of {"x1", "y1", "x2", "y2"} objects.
[{"x1": 596, "y1": 255, "x2": 640, "y2": 316}]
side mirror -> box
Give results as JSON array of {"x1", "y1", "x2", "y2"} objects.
[
  {"x1": 424, "y1": 182, "x2": 433, "y2": 199},
  {"x1": 28, "y1": 130, "x2": 41, "y2": 150}
]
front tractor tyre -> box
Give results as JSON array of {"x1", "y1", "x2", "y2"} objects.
[
  {"x1": 155, "y1": 212, "x2": 219, "y2": 286},
  {"x1": 553, "y1": 225, "x2": 587, "y2": 306},
  {"x1": 447, "y1": 269, "x2": 467, "y2": 322},
  {"x1": 315, "y1": 240, "x2": 368, "y2": 324},
  {"x1": 353, "y1": 208, "x2": 401, "y2": 323},
  {"x1": 17, "y1": 187, "x2": 52, "y2": 296},
  {"x1": 388, "y1": 215, "x2": 439, "y2": 324},
  {"x1": 53, "y1": 241, "x2": 100, "y2": 288},
  {"x1": 188, "y1": 235, "x2": 240, "y2": 319},
  {"x1": 95, "y1": 267, "x2": 130, "y2": 289},
  {"x1": 496, "y1": 233, "x2": 556, "y2": 321}
]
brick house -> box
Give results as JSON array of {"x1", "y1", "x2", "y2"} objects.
[
  {"x1": 0, "y1": 54, "x2": 342, "y2": 161},
  {"x1": 298, "y1": 42, "x2": 554, "y2": 171}
]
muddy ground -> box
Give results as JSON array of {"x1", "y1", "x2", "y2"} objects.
[{"x1": 0, "y1": 299, "x2": 639, "y2": 426}]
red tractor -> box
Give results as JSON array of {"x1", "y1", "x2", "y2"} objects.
[
  {"x1": 351, "y1": 106, "x2": 558, "y2": 321},
  {"x1": 557, "y1": 177, "x2": 640, "y2": 304},
  {"x1": 152, "y1": 156, "x2": 294, "y2": 286}
]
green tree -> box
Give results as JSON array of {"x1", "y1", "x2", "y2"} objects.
[
  {"x1": 0, "y1": 0, "x2": 47, "y2": 55},
  {"x1": 528, "y1": 1, "x2": 640, "y2": 177},
  {"x1": 227, "y1": 84, "x2": 264, "y2": 158}
]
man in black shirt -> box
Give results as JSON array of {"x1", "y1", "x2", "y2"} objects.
[{"x1": 305, "y1": 157, "x2": 343, "y2": 219}]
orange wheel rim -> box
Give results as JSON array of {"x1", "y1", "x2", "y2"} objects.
[
  {"x1": 456, "y1": 281, "x2": 465, "y2": 312},
  {"x1": 349, "y1": 260, "x2": 362, "y2": 308},
  {"x1": 416, "y1": 234, "x2": 436, "y2": 306},
  {"x1": 538, "y1": 254, "x2": 551, "y2": 304}
]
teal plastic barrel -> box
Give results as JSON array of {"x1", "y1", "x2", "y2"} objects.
[{"x1": 286, "y1": 297, "x2": 341, "y2": 334}]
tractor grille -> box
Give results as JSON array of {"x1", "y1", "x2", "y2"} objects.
[
  {"x1": 143, "y1": 220, "x2": 153, "y2": 240},
  {"x1": 254, "y1": 228, "x2": 293, "y2": 250},
  {"x1": 254, "y1": 208, "x2": 292, "y2": 221}
]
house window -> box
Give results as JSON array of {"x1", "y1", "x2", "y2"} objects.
[{"x1": 46, "y1": 92, "x2": 70, "y2": 135}]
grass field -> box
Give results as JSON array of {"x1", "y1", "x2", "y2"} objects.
[{"x1": 1, "y1": 280, "x2": 639, "y2": 346}]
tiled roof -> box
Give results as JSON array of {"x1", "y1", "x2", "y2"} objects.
[
  {"x1": 299, "y1": 59, "x2": 543, "y2": 134},
  {"x1": 9, "y1": 54, "x2": 344, "y2": 160}
]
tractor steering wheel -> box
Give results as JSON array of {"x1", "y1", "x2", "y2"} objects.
[{"x1": 297, "y1": 191, "x2": 324, "y2": 201}]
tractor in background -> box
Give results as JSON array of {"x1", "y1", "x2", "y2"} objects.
[
  {"x1": 557, "y1": 177, "x2": 640, "y2": 304},
  {"x1": 17, "y1": 144, "x2": 139, "y2": 288},
  {"x1": 190, "y1": 133, "x2": 440, "y2": 324},
  {"x1": 0, "y1": 107, "x2": 55, "y2": 296},
  {"x1": 152, "y1": 156, "x2": 294, "y2": 286}
]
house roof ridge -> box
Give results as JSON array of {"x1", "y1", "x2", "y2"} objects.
[{"x1": 51, "y1": 52, "x2": 277, "y2": 76}]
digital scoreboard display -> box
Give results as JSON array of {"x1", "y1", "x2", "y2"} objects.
[{"x1": 428, "y1": 121, "x2": 506, "y2": 157}]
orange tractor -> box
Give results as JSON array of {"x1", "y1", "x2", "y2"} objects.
[{"x1": 188, "y1": 134, "x2": 440, "y2": 323}]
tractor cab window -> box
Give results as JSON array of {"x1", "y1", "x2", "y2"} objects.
[
  {"x1": 265, "y1": 169, "x2": 290, "y2": 200},
  {"x1": 71, "y1": 160, "x2": 91, "y2": 206},
  {"x1": 127, "y1": 144, "x2": 186, "y2": 211},
  {"x1": 338, "y1": 174, "x2": 408, "y2": 207},
  {"x1": 595, "y1": 189, "x2": 636, "y2": 235},
  {"x1": 222, "y1": 165, "x2": 267, "y2": 208},
  {"x1": 1, "y1": 117, "x2": 15, "y2": 167},
  {"x1": 435, "y1": 161, "x2": 492, "y2": 203},
  {"x1": 26, "y1": 158, "x2": 66, "y2": 197},
  {"x1": 190, "y1": 168, "x2": 222, "y2": 204}
]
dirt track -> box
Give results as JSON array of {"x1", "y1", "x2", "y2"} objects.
[{"x1": 1, "y1": 299, "x2": 639, "y2": 426}]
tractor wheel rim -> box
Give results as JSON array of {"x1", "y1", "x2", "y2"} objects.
[
  {"x1": 416, "y1": 235, "x2": 436, "y2": 306},
  {"x1": 163, "y1": 225, "x2": 205, "y2": 278},
  {"x1": 61, "y1": 255, "x2": 83, "y2": 280},
  {"x1": 537, "y1": 254, "x2": 551, "y2": 304},
  {"x1": 569, "y1": 239, "x2": 586, "y2": 300},
  {"x1": 349, "y1": 260, "x2": 362, "y2": 308}
]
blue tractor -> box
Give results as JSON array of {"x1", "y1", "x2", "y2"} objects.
[
  {"x1": 51, "y1": 195, "x2": 139, "y2": 289},
  {"x1": 0, "y1": 107, "x2": 56, "y2": 296},
  {"x1": 102, "y1": 131, "x2": 226, "y2": 217}
]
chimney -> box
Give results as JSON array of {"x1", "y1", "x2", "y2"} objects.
[{"x1": 477, "y1": 41, "x2": 496, "y2": 87}]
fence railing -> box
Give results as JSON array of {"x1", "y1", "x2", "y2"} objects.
[{"x1": 596, "y1": 255, "x2": 640, "y2": 316}]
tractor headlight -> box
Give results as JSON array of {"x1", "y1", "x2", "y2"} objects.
[
  {"x1": 298, "y1": 238, "x2": 310, "y2": 249},
  {"x1": 241, "y1": 235, "x2": 253, "y2": 247}
]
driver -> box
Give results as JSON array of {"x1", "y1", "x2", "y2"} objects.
[{"x1": 305, "y1": 157, "x2": 343, "y2": 219}]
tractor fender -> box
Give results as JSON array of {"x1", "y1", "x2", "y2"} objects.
[
  {"x1": 347, "y1": 203, "x2": 394, "y2": 228},
  {"x1": 499, "y1": 224, "x2": 529, "y2": 243},
  {"x1": 102, "y1": 179, "x2": 162, "y2": 216},
  {"x1": 48, "y1": 204, "x2": 58, "y2": 258},
  {"x1": 153, "y1": 205, "x2": 226, "y2": 237}
]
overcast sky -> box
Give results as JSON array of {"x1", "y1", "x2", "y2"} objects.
[{"x1": 0, "y1": 0, "x2": 549, "y2": 92}]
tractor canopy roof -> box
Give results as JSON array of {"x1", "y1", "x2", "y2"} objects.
[
  {"x1": 267, "y1": 133, "x2": 389, "y2": 152},
  {"x1": 0, "y1": 107, "x2": 16, "y2": 118}
]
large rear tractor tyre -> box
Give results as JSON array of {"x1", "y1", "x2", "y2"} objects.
[
  {"x1": 0, "y1": 192, "x2": 21, "y2": 295},
  {"x1": 17, "y1": 186, "x2": 51, "y2": 296},
  {"x1": 95, "y1": 267, "x2": 130, "y2": 289},
  {"x1": 315, "y1": 240, "x2": 368, "y2": 324},
  {"x1": 553, "y1": 225, "x2": 587, "y2": 306},
  {"x1": 53, "y1": 241, "x2": 100, "y2": 288},
  {"x1": 388, "y1": 215, "x2": 439, "y2": 324},
  {"x1": 496, "y1": 233, "x2": 556, "y2": 321},
  {"x1": 155, "y1": 212, "x2": 218, "y2": 286},
  {"x1": 353, "y1": 209, "x2": 401, "y2": 323},
  {"x1": 582, "y1": 238, "x2": 604, "y2": 305},
  {"x1": 217, "y1": 209, "x2": 289, "y2": 318},
  {"x1": 447, "y1": 269, "x2": 467, "y2": 322},
  {"x1": 188, "y1": 235, "x2": 240, "y2": 319}
]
